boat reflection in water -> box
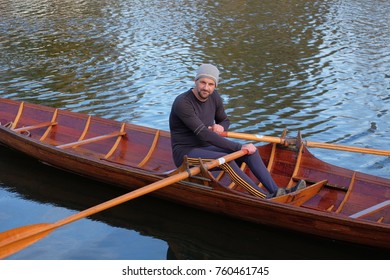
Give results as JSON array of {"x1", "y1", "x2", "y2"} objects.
[{"x1": 0, "y1": 146, "x2": 388, "y2": 260}]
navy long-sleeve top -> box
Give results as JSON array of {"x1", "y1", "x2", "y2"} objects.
[{"x1": 169, "y1": 89, "x2": 242, "y2": 166}]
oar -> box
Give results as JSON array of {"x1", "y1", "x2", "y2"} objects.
[
  {"x1": 0, "y1": 149, "x2": 247, "y2": 259},
  {"x1": 221, "y1": 131, "x2": 390, "y2": 156}
]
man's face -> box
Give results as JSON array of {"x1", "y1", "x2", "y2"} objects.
[{"x1": 194, "y1": 77, "x2": 216, "y2": 102}]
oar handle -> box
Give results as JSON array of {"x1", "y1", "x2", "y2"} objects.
[{"x1": 220, "y1": 131, "x2": 287, "y2": 145}]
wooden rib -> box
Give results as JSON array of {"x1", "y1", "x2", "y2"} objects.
[
  {"x1": 256, "y1": 143, "x2": 277, "y2": 189},
  {"x1": 78, "y1": 115, "x2": 92, "y2": 141},
  {"x1": 272, "y1": 129, "x2": 286, "y2": 174},
  {"x1": 137, "y1": 130, "x2": 160, "y2": 168},
  {"x1": 10, "y1": 102, "x2": 24, "y2": 129},
  {"x1": 287, "y1": 144, "x2": 304, "y2": 188},
  {"x1": 104, "y1": 123, "x2": 126, "y2": 159},
  {"x1": 214, "y1": 170, "x2": 225, "y2": 182},
  {"x1": 349, "y1": 200, "x2": 390, "y2": 219},
  {"x1": 13, "y1": 121, "x2": 57, "y2": 133},
  {"x1": 57, "y1": 130, "x2": 126, "y2": 149},
  {"x1": 267, "y1": 143, "x2": 277, "y2": 172},
  {"x1": 326, "y1": 205, "x2": 335, "y2": 212},
  {"x1": 335, "y1": 172, "x2": 356, "y2": 213},
  {"x1": 40, "y1": 109, "x2": 59, "y2": 141}
]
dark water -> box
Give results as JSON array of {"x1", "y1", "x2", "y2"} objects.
[{"x1": 0, "y1": 0, "x2": 389, "y2": 259}]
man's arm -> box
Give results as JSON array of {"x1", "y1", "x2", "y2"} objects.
[{"x1": 173, "y1": 96, "x2": 241, "y2": 152}]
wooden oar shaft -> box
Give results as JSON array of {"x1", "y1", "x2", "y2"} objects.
[
  {"x1": 304, "y1": 141, "x2": 390, "y2": 156},
  {"x1": 223, "y1": 131, "x2": 390, "y2": 156},
  {"x1": 0, "y1": 149, "x2": 247, "y2": 259}
]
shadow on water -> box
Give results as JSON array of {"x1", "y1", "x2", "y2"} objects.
[{"x1": 0, "y1": 146, "x2": 388, "y2": 260}]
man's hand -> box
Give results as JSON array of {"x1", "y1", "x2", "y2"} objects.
[
  {"x1": 208, "y1": 124, "x2": 224, "y2": 135},
  {"x1": 241, "y1": 143, "x2": 257, "y2": 154}
]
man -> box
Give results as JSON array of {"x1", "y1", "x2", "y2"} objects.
[{"x1": 169, "y1": 64, "x2": 306, "y2": 198}]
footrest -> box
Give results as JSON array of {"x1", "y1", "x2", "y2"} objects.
[{"x1": 271, "y1": 180, "x2": 327, "y2": 206}]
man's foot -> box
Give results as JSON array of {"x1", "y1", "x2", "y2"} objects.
[
  {"x1": 274, "y1": 180, "x2": 306, "y2": 197},
  {"x1": 287, "y1": 179, "x2": 306, "y2": 193},
  {"x1": 275, "y1": 188, "x2": 287, "y2": 197}
]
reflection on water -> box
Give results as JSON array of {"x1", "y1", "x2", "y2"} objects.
[{"x1": 0, "y1": 0, "x2": 389, "y2": 259}]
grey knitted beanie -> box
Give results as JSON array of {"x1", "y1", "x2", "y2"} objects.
[{"x1": 195, "y1": 64, "x2": 220, "y2": 87}]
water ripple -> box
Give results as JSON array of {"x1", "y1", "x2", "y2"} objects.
[{"x1": 0, "y1": 0, "x2": 388, "y2": 175}]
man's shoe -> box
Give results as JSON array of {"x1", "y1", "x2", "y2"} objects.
[
  {"x1": 287, "y1": 179, "x2": 306, "y2": 193},
  {"x1": 273, "y1": 180, "x2": 306, "y2": 198},
  {"x1": 275, "y1": 188, "x2": 287, "y2": 197}
]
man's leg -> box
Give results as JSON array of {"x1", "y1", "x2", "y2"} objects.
[
  {"x1": 236, "y1": 151, "x2": 279, "y2": 195},
  {"x1": 188, "y1": 147, "x2": 268, "y2": 198},
  {"x1": 238, "y1": 151, "x2": 306, "y2": 196}
]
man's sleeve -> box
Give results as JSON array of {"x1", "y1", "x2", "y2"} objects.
[{"x1": 175, "y1": 96, "x2": 241, "y2": 152}]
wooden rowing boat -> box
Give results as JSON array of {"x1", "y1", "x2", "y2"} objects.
[
  {"x1": 2, "y1": 146, "x2": 388, "y2": 259},
  {"x1": 0, "y1": 98, "x2": 389, "y2": 250}
]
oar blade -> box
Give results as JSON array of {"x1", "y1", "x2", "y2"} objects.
[{"x1": 0, "y1": 223, "x2": 54, "y2": 259}]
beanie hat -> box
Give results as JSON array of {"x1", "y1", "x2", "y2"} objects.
[{"x1": 195, "y1": 64, "x2": 220, "y2": 87}]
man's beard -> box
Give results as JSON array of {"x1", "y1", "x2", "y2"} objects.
[{"x1": 196, "y1": 89, "x2": 210, "y2": 102}]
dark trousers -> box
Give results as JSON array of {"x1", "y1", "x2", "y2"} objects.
[{"x1": 187, "y1": 146, "x2": 279, "y2": 196}]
